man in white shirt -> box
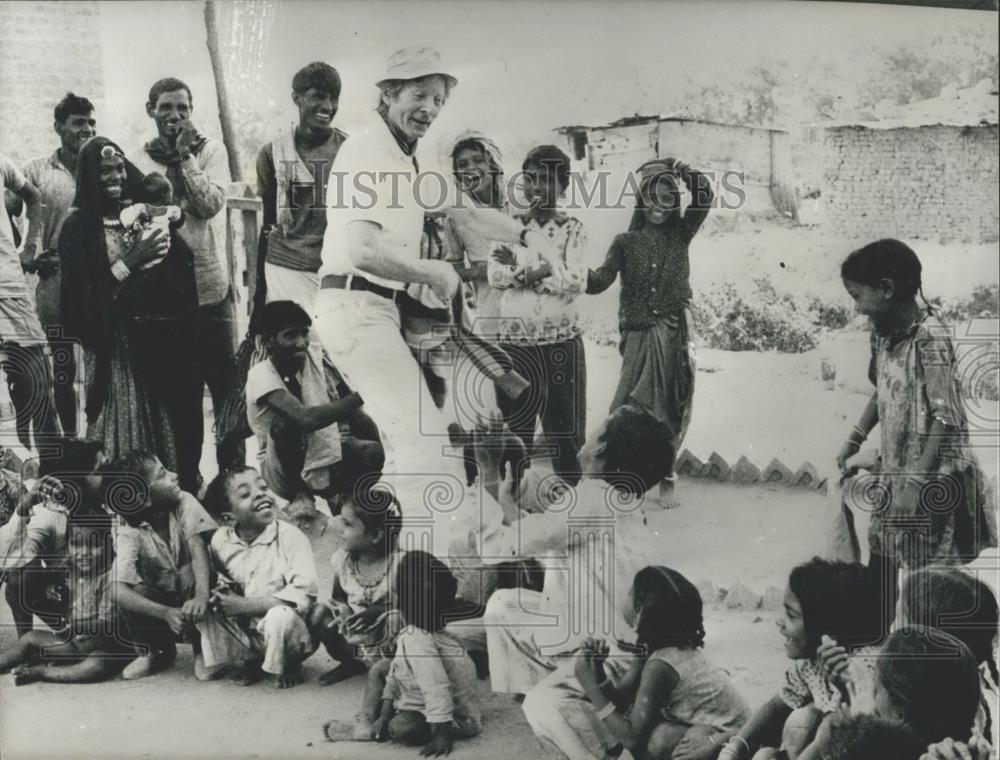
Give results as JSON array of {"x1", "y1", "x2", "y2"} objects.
[{"x1": 314, "y1": 49, "x2": 561, "y2": 586}]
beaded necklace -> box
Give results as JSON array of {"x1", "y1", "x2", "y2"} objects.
[{"x1": 348, "y1": 552, "x2": 392, "y2": 605}]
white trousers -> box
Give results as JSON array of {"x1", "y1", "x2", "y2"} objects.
[
  {"x1": 313, "y1": 288, "x2": 502, "y2": 605},
  {"x1": 197, "y1": 604, "x2": 316, "y2": 675}
]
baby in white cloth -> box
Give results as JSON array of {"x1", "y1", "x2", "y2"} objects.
[{"x1": 119, "y1": 172, "x2": 182, "y2": 270}]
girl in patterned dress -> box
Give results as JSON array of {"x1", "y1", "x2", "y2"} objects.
[
  {"x1": 530, "y1": 565, "x2": 750, "y2": 760},
  {"x1": 586, "y1": 158, "x2": 714, "y2": 508},
  {"x1": 317, "y1": 483, "x2": 405, "y2": 741},
  {"x1": 719, "y1": 558, "x2": 881, "y2": 760},
  {"x1": 837, "y1": 239, "x2": 997, "y2": 614}
]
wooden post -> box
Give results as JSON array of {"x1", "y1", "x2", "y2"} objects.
[
  {"x1": 228, "y1": 190, "x2": 263, "y2": 316},
  {"x1": 204, "y1": 0, "x2": 241, "y2": 182}
]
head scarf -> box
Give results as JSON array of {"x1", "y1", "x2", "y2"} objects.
[
  {"x1": 628, "y1": 159, "x2": 682, "y2": 232},
  {"x1": 449, "y1": 130, "x2": 505, "y2": 209},
  {"x1": 72, "y1": 136, "x2": 145, "y2": 217}
]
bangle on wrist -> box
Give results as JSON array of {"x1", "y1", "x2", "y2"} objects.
[{"x1": 111, "y1": 259, "x2": 132, "y2": 282}]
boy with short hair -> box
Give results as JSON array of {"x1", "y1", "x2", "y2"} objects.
[
  {"x1": 0, "y1": 515, "x2": 134, "y2": 685},
  {"x1": 245, "y1": 300, "x2": 384, "y2": 521},
  {"x1": 256, "y1": 61, "x2": 347, "y2": 312},
  {"x1": 197, "y1": 466, "x2": 319, "y2": 688},
  {"x1": 104, "y1": 450, "x2": 216, "y2": 680}
]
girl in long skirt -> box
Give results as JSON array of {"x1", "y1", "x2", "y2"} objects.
[{"x1": 587, "y1": 158, "x2": 714, "y2": 507}]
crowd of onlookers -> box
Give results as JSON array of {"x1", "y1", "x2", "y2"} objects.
[{"x1": 0, "y1": 46, "x2": 996, "y2": 760}]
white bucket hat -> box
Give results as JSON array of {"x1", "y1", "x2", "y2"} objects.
[{"x1": 376, "y1": 46, "x2": 458, "y2": 89}]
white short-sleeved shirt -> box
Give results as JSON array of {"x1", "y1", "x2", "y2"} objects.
[
  {"x1": 320, "y1": 122, "x2": 431, "y2": 291},
  {"x1": 210, "y1": 519, "x2": 318, "y2": 616}
]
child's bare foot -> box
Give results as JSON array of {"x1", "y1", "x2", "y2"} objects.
[
  {"x1": 658, "y1": 478, "x2": 681, "y2": 509},
  {"x1": 276, "y1": 659, "x2": 304, "y2": 689},
  {"x1": 14, "y1": 665, "x2": 42, "y2": 686},
  {"x1": 193, "y1": 653, "x2": 226, "y2": 682},
  {"x1": 121, "y1": 646, "x2": 177, "y2": 681},
  {"x1": 318, "y1": 658, "x2": 366, "y2": 686},
  {"x1": 231, "y1": 659, "x2": 264, "y2": 686},
  {"x1": 323, "y1": 718, "x2": 374, "y2": 742}
]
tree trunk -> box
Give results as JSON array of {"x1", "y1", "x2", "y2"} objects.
[{"x1": 204, "y1": 0, "x2": 241, "y2": 181}]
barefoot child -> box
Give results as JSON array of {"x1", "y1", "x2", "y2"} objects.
[
  {"x1": 103, "y1": 451, "x2": 216, "y2": 680},
  {"x1": 0, "y1": 516, "x2": 134, "y2": 684},
  {"x1": 197, "y1": 466, "x2": 319, "y2": 688},
  {"x1": 585, "y1": 158, "x2": 713, "y2": 508},
  {"x1": 527, "y1": 565, "x2": 750, "y2": 760},
  {"x1": 372, "y1": 550, "x2": 481, "y2": 754},
  {"x1": 719, "y1": 558, "x2": 880, "y2": 760},
  {"x1": 245, "y1": 300, "x2": 384, "y2": 524},
  {"x1": 489, "y1": 144, "x2": 589, "y2": 485},
  {"x1": 318, "y1": 484, "x2": 405, "y2": 741},
  {"x1": 838, "y1": 239, "x2": 997, "y2": 608}
]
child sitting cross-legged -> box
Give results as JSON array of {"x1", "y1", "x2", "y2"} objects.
[
  {"x1": 197, "y1": 466, "x2": 320, "y2": 688},
  {"x1": 316, "y1": 483, "x2": 405, "y2": 741},
  {"x1": 0, "y1": 515, "x2": 135, "y2": 685},
  {"x1": 550, "y1": 565, "x2": 751, "y2": 760},
  {"x1": 104, "y1": 450, "x2": 217, "y2": 680},
  {"x1": 372, "y1": 550, "x2": 482, "y2": 755}
]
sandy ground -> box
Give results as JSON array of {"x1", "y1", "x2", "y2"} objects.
[{"x1": 1, "y1": 333, "x2": 996, "y2": 759}]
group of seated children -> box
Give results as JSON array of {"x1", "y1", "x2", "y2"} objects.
[
  {"x1": 0, "y1": 434, "x2": 483, "y2": 754},
  {"x1": 0, "y1": 402, "x2": 997, "y2": 760},
  {"x1": 518, "y1": 558, "x2": 996, "y2": 760}
]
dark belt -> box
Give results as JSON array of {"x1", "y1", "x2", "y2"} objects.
[{"x1": 321, "y1": 274, "x2": 403, "y2": 302}]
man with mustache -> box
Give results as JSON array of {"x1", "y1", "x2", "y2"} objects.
[{"x1": 132, "y1": 77, "x2": 243, "y2": 478}]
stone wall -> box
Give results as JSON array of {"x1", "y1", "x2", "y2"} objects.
[
  {"x1": 575, "y1": 119, "x2": 785, "y2": 217},
  {"x1": 818, "y1": 124, "x2": 1000, "y2": 243},
  {"x1": 0, "y1": 1, "x2": 106, "y2": 164}
]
